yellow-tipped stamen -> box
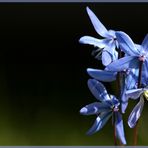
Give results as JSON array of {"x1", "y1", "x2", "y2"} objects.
[{"x1": 143, "y1": 90, "x2": 148, "y2": 100}]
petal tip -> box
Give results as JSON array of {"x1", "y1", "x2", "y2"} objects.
[
  {"x1": 79, "y1": 37, "x2": 84, "y2": 44},
  {"x1": 122, "y1": 140, "x2": 127, "y2": 145},
  {"x1": 86, "y1": 128, "x2": 94, "y2": 135},
  {"x1": 86, "y1": 6, "x2": 90, "y2": 12},
  {"x1": 87, "y1": 68, "x2": 93, "y2": 73},
  {"x1": 80, "y1": 107, "x2": 88, "y2": 115},
  {"x1": 128, "y1": 121, "x2": 134, "y2": 128}
]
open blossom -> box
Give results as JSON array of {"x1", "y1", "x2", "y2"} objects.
[
  {"x1": 87, "y1": 67, "x2": 139, "y2": 113},
  {"x1": 80, "y1": 79, "x2": 126, "y2": 145},
  {"x1": 106, "y1": 32, "x2": 148, "y2": 114},
  {"x1": 107, "y1": 32, "x2": 148, "y2": 72},
  {"x1": 79, "y1": 7, "x2": 118, "y2": 66}
]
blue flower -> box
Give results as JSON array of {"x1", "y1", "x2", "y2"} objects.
[
  {"x1": 107, "y1": 32, "x2": 148, "y2": 72},
  {"x1": 87, "y1": 67, "x2": 139, "y2": 113},
  {"x1": 106, "y1": 32, "x2": 148, "y2": 114},
  {"x1": 125, "y1": 87, "x2": 148, "y2": 128},
  {"x1": 79, "y1": 7, "x2": 118, "y2": 66},
  {"x1": 80, "y1": 79, "x2": 126, "y2": 145}
]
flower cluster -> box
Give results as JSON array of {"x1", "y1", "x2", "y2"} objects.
[{"x1": 79, "y1": 6, "x2": 148, "y2": 145}]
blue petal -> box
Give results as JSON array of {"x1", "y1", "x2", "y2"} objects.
[
  {"x1": 107, "y1": 56, "x2": 138, "y2": 72},
  {"x1": 87, "y1": 79, "x2": 110, "y2": 102},
  {"x1": 112, "y1": 46, "x2": 118, "y2": 61},
  {"x1": 79, "y1": 36, "x2": 109, "y2": 48},
  {"x1": 80, "y1": 102, "x2": 110, "y2": 115},
  {"x1": 102, "y1": 41, "x2": 117, "y2": 66},
  {"x1": 110, "y1": 95, "x2": 120, "y2": 107},
  {"x1": 116, "y1": 31, "x2": 140, "y2": 56},
  {"x1": 126, "y1": 68, "x2": 139, "y2": 90},
  {"x1": 106, "y1": 40, "x2": 116, "y2": 53},
  {"x1": 128, "y1": 96, "x2": 144, "y2": 128},
  {"x1": 126, "y1": 88, "x2": 144, "y2": 100},
  {"x1": 115, "y1": 40, "x2": 119, "y2": 49},
  {"x1": 115, "y1": 112, "x2": 127, "y2": 145},
  {"x1": 108, "y1": 30, "x2": 116, "y2": 38},
  {"x1": 121, "y1": 86, "x2": 129, "y2": 113},
  {"x1": 87, "y1": 68, "x2": 117, "y2": 82},
  {"x1": 102, "y1": 95, "x2": 119, "y2": 108},
  {"x1": 135, "y1": 43, "x2": 141, "y2": 50},
  {"x1": 87, "y1": 111, "x2": 112, "y2": 135},
  {"x1": 142, "y1": 34, "x2": 148, "y2": 52},
  {"x1": 86, "y1": 7, "x2": 110, "y2": 38},
  {"x1": 142, "y1": 59, "x2": 148, "y2": 86},
  {"x1": 102, "y1": 50, "x2": 112, "y2": 66},
  {"x1": 121, "y1": 102, "x2": 128, "y2": 114}
]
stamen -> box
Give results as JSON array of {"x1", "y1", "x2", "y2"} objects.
[
  {"x1": 139, "y1": 55, "x2": 146, "y2": 62},
  {"x1": 122, "y1": 69, "x2": 130, "y2": 75},
  {"x1": 144, "y1": 90, "x2": 148, "y2": 101},
  {"x1": 113, "y1": 106, "x2": 119, "y2": 112}
]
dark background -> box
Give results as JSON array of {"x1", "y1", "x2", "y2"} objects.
[{"x1": 0, "y1": 3, "x2": 147, "y2": 145}]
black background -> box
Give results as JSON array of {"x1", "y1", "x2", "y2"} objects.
[{"x1": 0, "y1": 3, "x2": 147, "y2": 145}]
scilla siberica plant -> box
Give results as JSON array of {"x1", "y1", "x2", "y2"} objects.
[{"x1": 79, "y1": 6, "x2": 148, "y2": 145}]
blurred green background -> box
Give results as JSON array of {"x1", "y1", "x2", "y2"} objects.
[{"x1": 0, "y1": 3, "x2": 147, "y2": 145}]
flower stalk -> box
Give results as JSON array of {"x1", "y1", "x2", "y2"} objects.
[
  {"x1": 133, "y1": 60, "x2": 143, "y2": 145},
  {"x1": 113, "y1": 112, "x2": 117, "y2": 145}
]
